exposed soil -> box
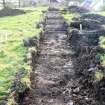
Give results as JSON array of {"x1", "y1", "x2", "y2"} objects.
[
  {"x1": 21, "y1": 8, "x2": 75, "y2": 105},
  {"x1": 73, "y1": 13, "x2": 105, "y2": 25},
  {"x1": 20, "y1": 8, "x2": 105, "y2": 105}
]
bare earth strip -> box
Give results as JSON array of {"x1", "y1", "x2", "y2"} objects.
[{"x1": 22, "y1": 9, "x2": 75, "y2": 105}]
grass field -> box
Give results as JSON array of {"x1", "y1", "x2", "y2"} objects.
[{"x1": 0, "y1": 6, "x2": 47, "y2": 100}]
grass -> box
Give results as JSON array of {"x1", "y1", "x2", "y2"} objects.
[
  {"x1": 63, "y1": 11, "x2": 105, "y2": 81},
  {"x1": 97, "y1": 12, "x2": 105, "y2": 67},
  {"x1": 0, "y1": 6, "x2": 48, "y2": 100},
  {"x1": 96, "y1": 35, "x2": 105, "y2": 81},
  {"x1": 97, "y1": 11, "x2": 105, "y2": 16},
  {"x1": 63, "y1": 12, "x2": 79, "y2": 33},
  {"x1": 99, "y1": 36, "x2": 105, "y2": 67},
  {"x1": 63, "y1": 12, "x2": 79, "y2": 23}
]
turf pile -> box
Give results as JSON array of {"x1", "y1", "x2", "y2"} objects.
[
  {"x1": 67, "y1": 11, "x2": 105, "y2": 105},
  {"x1": 65, "y1": 6, "x2": 89, "y2": 14}
]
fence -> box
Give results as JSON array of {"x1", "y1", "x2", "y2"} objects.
[{"x1": 0, "y1": 0, "x2": 37, "y2": 8}]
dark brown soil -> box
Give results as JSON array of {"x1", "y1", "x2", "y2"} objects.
[
  {"x1": 68, "y1": 12, "x2": 105, "y2": 105},
  {"x1": 21, "y1": 9, "x2": 75, "y2": 105}
]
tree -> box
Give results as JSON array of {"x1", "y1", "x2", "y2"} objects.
[{"x1": 2, "y1": 0, "x2": 6, "y2": 8}]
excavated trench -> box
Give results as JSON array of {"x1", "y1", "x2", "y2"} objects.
[
  {"x1": 20, "y1": 8, "x2": 105, "y2": 105},
  {"x1": 21, "y1": 8, "x2": 75, "y2": 105}
]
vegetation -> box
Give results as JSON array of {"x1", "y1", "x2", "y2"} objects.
[
  {"x1": 98, "y1": 12, "x2": 105, "y2": 67},
  {"x1": 63, "y1": 13, "x2": 77, "y2": 23},
  {"x1": 2, "y1": 0, "x2": 6, "y2": 8},
  {"x1": 63, "y1": 11, "x2": 105, "y2": 82},
  {"x1": 99, "y1": 36, "x2": 105, "y2": 67},
  {"x1": 0, "y1": 6, "x2": 47, "y2": 100}
]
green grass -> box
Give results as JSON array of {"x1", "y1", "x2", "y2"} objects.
[
  {"x1": 63, "y1": 13, "x2": 79, "y2": 23},
  {"x1": 99, "y1": 36, "x2": 105, "y2": 67},
  {"x1": 93, "y1": 12, "x2": 105, "y2": 67},
  {"x1": 0, "y1": 6, "x2": 47, "y2": 100},
  {"x1": 63, "y1": 12, "x2": 105, "y2": 81},
  {"x1": 63, "y1": 12, "x2": 105, "y2": 63},
  {"x1": 97, "y1": 12, "x2": 105, "y2": 29}
]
